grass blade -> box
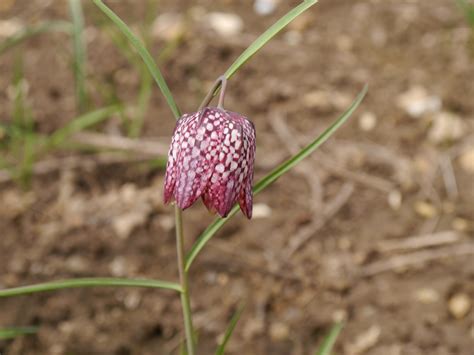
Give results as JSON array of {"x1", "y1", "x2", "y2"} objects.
[
  {"x1": 92, "y1": 0, "x2": 181, "y2": 119},
  {"x1": 215, "y1": 304, "x2": 245, "y2": 355},
  {"x1": 68, "y1": 0, "x2": 88, "y2": 112},
  {"x1": 46, "y1": 106, "x2": 120, "y2": 148},
  {"x1": 129, "y1": 63, "x2": 153, "y2": 137},
  {"x1": 225, "y1": 0, "x2": 318, "y2": 80},
  {"x1": 0, "y1": 277, "x2": 182, "y2": 297},
  {"x1": 315, "y1": 323, "x2": 344, "y2": 355},
  {"x1": 456, "y1": 0, "x2": 474, "y2": 26},
  {"x1": 185, "y1": 85, "x2": 368, "y2": 271},
  {"x1": 0, "y1": 326, "x2": 38, "y2": 340},
  {"x1": 0, "y1": 21, "x2": 72, "y2": 55},
  {"x1": 9, "y1": 54, "x2": 36, "y2": 187}
]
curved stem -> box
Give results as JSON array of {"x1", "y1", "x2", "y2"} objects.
[
  {"x1": 174, "y1": 205, "x2": 196, "y2": 355},
  {"x1": 217, "y1": 76, "x2": 227, "y2": 109},
  {"x1": 198, "y1": 75, "x2": 227, "y2": 110}
]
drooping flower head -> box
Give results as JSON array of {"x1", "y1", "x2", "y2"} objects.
[{"x1": 164, "y1": 106, "x2": 256, "y2": 218}]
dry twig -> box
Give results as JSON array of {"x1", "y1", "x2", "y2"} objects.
[
  {"x1": 360, "y1": 242, "x2": 474, "y2": 277},
  {"x1": 285, "y1": 182, "x2": 355, "y2": 257},
  {"x1": 0, "y1": 153, "x2": 152, "y2": 184},
  {"x1": 376, "y1": 230, "x2": 464, "y2": 253}
]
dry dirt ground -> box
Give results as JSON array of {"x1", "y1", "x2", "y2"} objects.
[{"x1": 0, "y1": 0, "x2": 473, "y2": 354}]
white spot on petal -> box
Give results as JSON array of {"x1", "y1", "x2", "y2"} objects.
[
  {"x1": 192, "y1": 146, "x2": 200, "y2": 157},
  {"x1": 231, "y1": 129, "x2": 238, "y2": 142},
  {"x1": 215, "y1": 164, "x2": 225, "y2": 173}
]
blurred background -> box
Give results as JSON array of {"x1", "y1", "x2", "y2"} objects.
[{"x1": 0, "y1": 0, "x2": 473, "y2": 354}]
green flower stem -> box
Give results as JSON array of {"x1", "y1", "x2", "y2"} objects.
[
  {"x1": 175, "y1": 205, "x2": 196, "y2": 355},
  {"x1": 199, "y1": 75, "x2": 227, "y2": 110}
]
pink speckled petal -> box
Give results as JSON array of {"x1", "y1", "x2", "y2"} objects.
[
  {"x1": 163, "y1": 114, "x2": 189, "y2": 204},
  {"x1": 164, "y1": 106, "x2": 256, "y2": 219},
  {"x1": 174, "y1": 108, "x2": 226, "y2": 209},
  {"x1": 238, "y1": 181, "x2": 253, "y2": 219}
]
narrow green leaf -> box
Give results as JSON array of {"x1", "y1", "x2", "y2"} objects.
[
  {"x1": 224, "y1": 0, "x2": 318, "y2": 80},
  {"x1": 215, "y1": 304, "x2": 245, "y2": 355},
  {"x1": 9, "y1": 55, "x2": 36, "y2": 187},
  {"x1": 92, "y1": 0, "x2": 181, "y2": 120},
  {"x1": 129, "y1": 63, "x2": 153, "y2": 137},
  {"x1": 0, "y1": 277, "x2": 182, "y2": 298},
  {"x1": 0, "y1": 326, "x2": 38, "y2": 340},
  {"x1": 456, "y1": 0, "x2": 474, "y2": 25},
  {"x1": 315, "y1": 323, "x2": 344, "y2": 355},
  {"x1": 178, "y1": 340, "x2": 188, "y2": 355},
  {"x1": 68, "y1": 0, "x2": 88, "y2": 112},
  {"x1": 0, "y1": 21, "x2": 72, "y2": 55},
  {"x1": 185, "y1": 85, "x2": 368, "y2": 271},
  {"x1": 46, "y1": 106, "x2": 119, "y2": 148}
]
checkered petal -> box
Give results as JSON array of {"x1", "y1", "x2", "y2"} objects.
[{"x1": 164, "y1": 107, "x2": 256, "y2": 219}]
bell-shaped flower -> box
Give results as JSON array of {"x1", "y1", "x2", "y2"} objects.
[{"x1": 164, "y1": 107, "x2": 256, "y2": 218}]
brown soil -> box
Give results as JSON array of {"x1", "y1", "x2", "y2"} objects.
[{"x1": 1, "y1": 0, "x2": 473, "y2": 354}]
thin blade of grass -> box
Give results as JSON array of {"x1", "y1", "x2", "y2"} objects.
[
  {"x1": 225, "y1": 0, "x2": 318, "y2": 79},
  {"x1": 0, "y1": 277, "x2": 182, "y2": 298},
  {"x1": 46, "y1": 106, "x2": 120, "y2": 148},
  {"x1": 0, "y1": 326, "x2": 38, "y2": 340},
  {"x1": 9, "y1": 55, "x2": 36, "y2": 187},
  {"x1": 0, "y1": 21, "x2": 72, "y2": 55},
  {"x1": 68, "y1": 0, "x2": 88, "y2": 112},
  {"x1": 185, "y1": 85, "x2": 368, "y2": 271},
  {"x1": 315, "y1": 323, "x2": 344, "y2": 355},
  {"x1": 456, "y1": 0, "x2": 474, "y2": 25},
  {"x1": 129, "y1": 63, "x2": 153, "y2": 137},
  {"x1": 92, "y1": 0, "x2": 181, "y2": 119},
  {"x1": 215, "y1": 304, "x2": 245, "y2": 355}
]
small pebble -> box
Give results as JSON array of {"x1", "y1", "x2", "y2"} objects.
[
  {"x1": 459, "y1": 149, "x2": 474, "y2": 174},
  {"x1": 109, "y1": 257, "x2": 127, "y2": 277},
  {"x1": 388, "y1": 190, "x2": 402, "y2": 210},
  {"x1": 332, "y1": 309, "x2": 348, "y2": 322},
  {"x1": 253, "y1": 203, "x2": 272, "y2": 218},
  {"x1": 66, "y1": 255, "x2": 88, "y2": 273},
  {"x1": 206, "y1": 12, "x2": 243, "y2": 37},
  {"x1": 397, "y1": 86, "x2": 441, "y2": 118},
  {"x1": 124, "y1": 291, "x2": 141, "y2": 310},
  {"x1": 346, "y1": 325, "x2": 381, "y2": 354},
  {"x1": 428, "y1": 111, "x2": 465, "y2": 144},
  {"x1": 254, "y1": 0, "x2": 278, "y2": 16},
  {"x1": 414, "y1": 288, "x2": 440, "y2": 304},
  {"x1": 152, "y1": 12, "x2": 185, "y2": 41},
  {"x1": 448, "y1": 293, "x2": 471, "y2": 319},
  {"x1": 358, "y1": 111, "x2": 377, "y2": 131},
  {"x1": 283, "y1": 30, "x2": 302, "y2": 46},
  {"x1": 452, "y1": 218, "x2": 470, "y2": 232},
  {"x1": 414, "y1": 201, "x2": 437, "y2": 219},
  {"x1": 270, "y1": 322, "x2": 290, "y2": 341},
  {"x1": 217, "y1": 272, "x2": 229, "y2": 286},
  {"x1": 302, "y1": 90, "x2": 331, "y2": 109},
  {"x1": 0, "y1": 19, "x2": 22, "y2": 37}
]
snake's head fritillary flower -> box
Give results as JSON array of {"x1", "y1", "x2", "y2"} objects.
[{"x1": 164, "y1": 107, "x2": 256, "y2": 219}]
